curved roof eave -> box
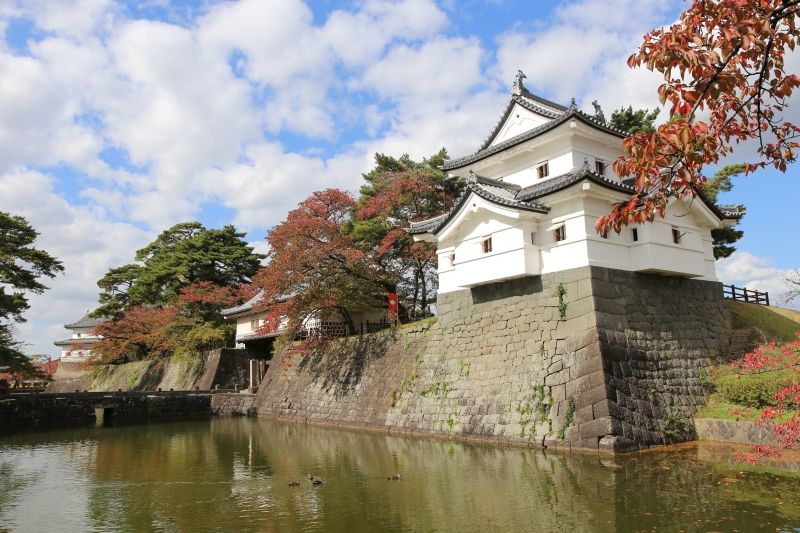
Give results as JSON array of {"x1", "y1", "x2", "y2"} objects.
[{"x1": 442, "y1": 110, "x2": 627, "y2": 172}]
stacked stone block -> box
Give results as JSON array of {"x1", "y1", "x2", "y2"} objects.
[{"x1": 254, "y1": 266, "x2": 729, "y2": 451}]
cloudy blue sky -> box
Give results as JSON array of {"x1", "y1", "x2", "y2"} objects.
[{"x1": 1, "y1": 0, "x2": 798, "y2": 357}]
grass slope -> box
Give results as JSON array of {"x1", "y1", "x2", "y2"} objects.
[{"x1": 727, "y1": 300, "x2": 800, "y2": 342}]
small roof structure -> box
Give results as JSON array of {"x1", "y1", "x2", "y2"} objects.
[
  {"x1": 220, "y1": 290, "x2": 264, "y2": 318},
  {"x1": 221, "y1": 290, "x2": 296, "y2": 319},
  {"x1": 64, "y1": 312, "x2": 105, "y2": 329},
  {"x1": 54, "y1": 337, "x2": 101, "y2": 347}
]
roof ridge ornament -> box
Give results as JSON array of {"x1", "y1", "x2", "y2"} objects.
[
  {"x1": 467, "y1": 170, "x2": 478, "y2": 184},
  {"x1": 569, "y1": 98, "x2": 577, "y2": 111},
  {"x1": 512, "y1": 69, "x2": 526, "y2": 96},
  {"x1": 591, "y1": 100, "x2": 606, "y2": 124}
]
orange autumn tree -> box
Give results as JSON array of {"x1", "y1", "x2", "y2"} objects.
[
  {"x1": 253, "y1": 189, "x2": 396, "y2": 351},
  {"x1": 91, "y1": 282, "x2": 248, "y2": 364},
  {"x1": 598, "y1": 0, "x2": 800, "y2": 233}
]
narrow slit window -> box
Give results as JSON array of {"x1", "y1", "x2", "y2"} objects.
[
  {"x1": 482, "y1": 237, "x2": 493, "y2": 254},
  {"x1": 530, "y1": 231, "x2": 538, "y2": 245},
  {"x1": 631, "y1": 228, "x2": 639, "y2": 242},
  {"x1": 595, "y1": 160, "x2": 606, "y2": 175},
  {"x1": 537, "y1": 161, "x2": 549, "y2": 179},
  {"x1": 553, "y1": 225, "x2": 566, "y2": 242},
  {"x1": 448, "y1": 253, "x2": 455, "y2": 267},
  {"x1": 672, "y1": 228, "x2": 682, "y2": 244}
]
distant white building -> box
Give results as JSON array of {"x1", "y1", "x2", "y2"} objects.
[
  {"x1": 409, "y1": 71, "x2": 742, "y2": 293},
  {"x1": 53, "y1": 313, "x2": 104, "y2": 362},
  {"x1": 221, "y1": 290, "x2": 389, "y2": 357}
]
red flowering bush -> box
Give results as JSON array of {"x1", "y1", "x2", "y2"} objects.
[{"x1": 729, "y1": 332, "x2": 800, "y2": 463}]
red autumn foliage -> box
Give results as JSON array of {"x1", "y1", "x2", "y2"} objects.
[
  {"x1": 731, "y1": 332, "x2": 800, "y2": 464},
  {"x1": 91, "y1": 281, "x2": 246, "y2": 364},
  {"x1": 253, "y1": 189, "x2": 395, "y2": 350},
  {"x1": 598, "y1": 0, "x2": 800, "y2": 233}
]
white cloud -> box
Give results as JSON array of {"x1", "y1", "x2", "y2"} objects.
[
  {"x1": 360, "y1": 37, "x2": 485, "y2": 104},
  {"x1": 8, "y1": 0, "x2": 116, "y2": 39},
  {"x1": 323, "y1": 0, "x2": 448, "y2": 67},
  {"x1": 0, "y1": 169, "x2": 152, "y2": 356},
  {"x1": 494, "y1": 0, "x2": 679, "y2": 110},
  {"x1": 716, "y1": 252, "x2": 798, "y2": 308}
]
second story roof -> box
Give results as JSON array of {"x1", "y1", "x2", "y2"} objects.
[{"x1": 65, "y1": 312, "x2": 105, "y2": 329}]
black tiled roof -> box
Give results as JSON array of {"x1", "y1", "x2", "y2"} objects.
[
  {"x1": 221, "y1": 290, "x2": 264, "y2": 317},
  {"x1": 220, "y1": 290, "x2": 294, "y2": 317},
  {"x1": 64, "y1": 313, "x2": 105, "y2": 329},
  {"x1": 407, "y1": 167, "x2": 737, "y2": 237},
  {"x1": 442, "y1": 108, "x2": 627, "y2": 171},
  {"x1": 235, "y1": 331, "x2": 281, "y2": 342},
  {"x1": 407, "y1": 214, "x2": 447, "y2": 235},
  {"x1": 407, "y1": 173, "x2": 549, "y2": 236},
  {"x1": 516, "y1": 168, "x2": 634, "y2": 201},
  {"x1": 54, "y1": 337, "x2": 100, "y2": 347}
]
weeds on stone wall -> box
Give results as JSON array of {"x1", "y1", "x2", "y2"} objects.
[
  {"x1": 516, "y1": 384, "x2": 552, "y2": 439},
  {"x1": 457, "y1": 357, "x2": 471, "y2": 377},
  {"x1": 419, "y1": 381, "x2": 452, "y2": 399},
  {"x1": 390, "y1": 352, "x2": 424, "y2": 407},
  {"x1": 663, "y1": 410, "x2": 689, "y2": 439},
  {"x1": 90, "y1": 365, "x2": 112, "y2": 390},
  {"x1": 558, "y1": 398, "x2": 575, "y2": 440},
  {"x1": 556, "y1": 283, "x2": 567, "y2": 320},
  {"x1": 127, "y1": 370, "x2": 140, "y2": 391},
  {"x1": 445, "y1": 414, "x2": 456, "y2": 432}
]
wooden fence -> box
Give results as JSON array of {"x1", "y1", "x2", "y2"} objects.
[{"x1": 723, "y1": 284, "x2": 769, "y2": 306}]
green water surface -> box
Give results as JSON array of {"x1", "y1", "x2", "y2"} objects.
[{"x1": 1, "y1": 418, "x2": 799, "y2": 532}]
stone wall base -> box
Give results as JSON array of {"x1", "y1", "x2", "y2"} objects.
[{"x1": 254, "y1": 266, "x2": 730, "y2": 452}]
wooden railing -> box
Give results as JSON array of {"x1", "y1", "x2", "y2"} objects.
[{"x1": 723, "y1": 284, "x2": 769, "y2": 306}]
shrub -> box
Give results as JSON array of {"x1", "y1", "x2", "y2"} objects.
[{"x1": 716, "y1": 367, "x2": 799, "y2": 409}]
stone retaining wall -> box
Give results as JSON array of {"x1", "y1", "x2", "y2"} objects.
[
  {"x1": 593, "y1": 269, "x2": 729, "y2": 449},
  {"x1": 211, "y1": 392, "x2": 256, "y2": 416},
  {"x1": 0, "y1": 391, "x2": 211, "y2": 434},
  {"x1": 255, "y1": 266, "x2": 729, "y2": 451},
  {"x1": 47, "y1": 348, "x2": 250, "y2": 393},
  {"x1": 695, "y1": 418, "x2": 781, "y2": 446}
]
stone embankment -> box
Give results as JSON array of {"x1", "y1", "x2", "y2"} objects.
[
  {"x1": 694, "y1": 418, "x2": 782, "y2": 446},
  {"x1": 211, "y1": 392, "x2": 256, "y2": 416},
  {"x1": 254, "y1": 266, "x2": 729, "y2": 452},
  {"x1": 0, "y1": 391, "x2": 212, "y2": 434},
  {"x1": 47, "y1": 348, "x2": 250, "y2": 393}
]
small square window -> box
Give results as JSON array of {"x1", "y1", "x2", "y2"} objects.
[
  {"x1": 595, "y1": 160, "x2": 606, "y2": 175},
  {"x1": 600, "y1": 231, "x2": 608, "y2": 239},
  {"x1": 553, "y1": 225, "x2": 566, "y2": 242},
  {"x1": 482, "y1": 237, "x2": 493, "y2": 253},
  {"x1": 672, "y1": 228, "x2": 682, "y2": 244},
  {"x1": 631, "y1": 228, "x2": 639, "y2": 242},
  {"x1": 537, "y1": 161, "x2": 549, "y2": 179}
]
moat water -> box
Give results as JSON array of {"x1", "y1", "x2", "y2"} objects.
[{"x1": 1, "y1": 418, "x2": 799, "y2": 532}]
